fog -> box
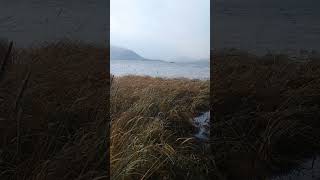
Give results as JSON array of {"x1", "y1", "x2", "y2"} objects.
[{"x1": 111, "y1": 0, "x2": 210, "y2": 61}]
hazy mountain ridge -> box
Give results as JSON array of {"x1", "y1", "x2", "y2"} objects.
[
  {"x1": 111, "y1": 45, "x2": 209, "y2": 63},
  {"x1": 111, "y1": 46, "x2": 145, "y2": 60},
  {"x1": 111, "y1": 46, "x2": 171, "y2": 63}
]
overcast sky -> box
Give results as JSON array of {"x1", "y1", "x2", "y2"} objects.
[
  {"x1": 111, "y1": 0, "x2": 210, "y2": 61},
  {"x1": 0, "y1": 0, "x2": 107, "y2": 47},
  {"x1": 213, "y1": 0, "x2": 320, "y2": 54}
]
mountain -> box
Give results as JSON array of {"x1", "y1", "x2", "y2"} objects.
[{"x1": 111, "y1": 46, "x2": 145, "y2": 60}]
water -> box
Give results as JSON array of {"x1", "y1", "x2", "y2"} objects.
[
  {"x1": 111, "y1": 59, "x2": 209, "y2": 80},
  {"x1": 193, "y1": 111, "x2": 210, "y2": 141}
]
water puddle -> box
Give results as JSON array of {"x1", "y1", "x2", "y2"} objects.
[
  {"x1": 193, "y1": 111, "x2": 210, "y2": 141},
  {"x1": 272, "y1": 156, "x2": 320, "y2": 180}
]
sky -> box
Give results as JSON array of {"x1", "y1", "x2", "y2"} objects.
[
  {"x1": 0, "y1": 0, "x2": 107, "y2": 47},
  {"x1": 110, "y1": 0, "x2": 210, "y2": 61},
  {"x1": 213, "y1": 0, "x2": 320, "y2": 54}
]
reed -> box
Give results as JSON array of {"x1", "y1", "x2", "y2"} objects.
[
  {"x1": 110, "y1": 75, "x2": 213, "y2": 179},
  {"x1": 0, "y1": 41, "x2": 109, "y2": 180},
  {"x1": 211, "y1": 49, "x2": 320, "y2": 179}
]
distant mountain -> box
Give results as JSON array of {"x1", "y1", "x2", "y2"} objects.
[{"x1": 111, "y1": 46, "x2": 145, "y2": 60}]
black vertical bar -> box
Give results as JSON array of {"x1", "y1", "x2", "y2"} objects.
[{"x1": 0, "y1": 0, "x2": 109, "y2": 179}]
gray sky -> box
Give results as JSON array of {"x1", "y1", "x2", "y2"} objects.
[
  {"x1": 213, "y1": 0, "x2": 320, "y2": 54},
  {"x1": 0, "y1": 0, "x2": 107, "y2": 47},
  {"x1": 111, "y1": 0, "x2": 210, "y2": 61}
]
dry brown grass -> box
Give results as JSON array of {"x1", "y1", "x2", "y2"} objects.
[
  {"x1": 0, "y1": 41, "x2": 109, "y2": 180},
  {"x1": 211, "y1": 49, "x2": 320, "y2": 179},
  {"x1": 110, "y1": 75, "x2": 215, "y2": 180},
  {"x1": 0, "y1": 40, "x2": 214, "y2": 180},
  {"x1": 4, "y1": 40, "x2": 319, "y2": 179}
]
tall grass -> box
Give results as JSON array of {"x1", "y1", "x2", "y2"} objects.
[
  {"x1": 211, "y1": 50, "x2": 320, "y2": 179},
  {"x1": 110, "y1": 76, "x2": 215, "y2": 180},
  {"x1": 3, "y1": 40, "x2": 318, "y2": 179},
  {"x1": 0, "y1": 41, "x2": 214, "y2": 180},
  {"x1": 0, "y1": 41, "x2": 109, "y2": 179}
]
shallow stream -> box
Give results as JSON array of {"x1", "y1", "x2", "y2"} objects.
[{"x1": 193, "y1": 111, "x2": 210, "y2": 141}]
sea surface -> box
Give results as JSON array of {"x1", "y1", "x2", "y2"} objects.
[{"x1": 111, "y1": 59, "x2": 209, "y2": 80}]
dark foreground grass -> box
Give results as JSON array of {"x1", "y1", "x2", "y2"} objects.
[
  {"x1": 211, "y1": 50, "x2": 320, "y2": 179},
  {"x1": 0, "y1": 40, "x2": 215, "y2": 180},
  {"x1": 2, "y1": 40, "x2": 319, "y2": 180},
  {"x1": 0, "y1": 41, "x2": 109, "y2": 179}
]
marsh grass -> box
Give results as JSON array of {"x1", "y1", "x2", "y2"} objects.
[
  {"x1": 3, "y1": 40, "x2": 318, "y2": 179},
  {"x1": 211, "y1": 49, "x2": 320, "y2": 179},
  {"x1": 110, "y1": 75, "x2": 214, "y2": 180},
  {"x1": 0, "y1": 40, "x2": 214, "y2": 180},
  {"x1": 0, "y1": 41, "x2": 109, "y2": 180}
]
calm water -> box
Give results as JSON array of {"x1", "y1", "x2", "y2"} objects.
[{"x1": 111, "y1": 59, "x2": 209, "y2": 80}]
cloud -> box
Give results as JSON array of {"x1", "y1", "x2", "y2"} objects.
[{"x1": 111, "y1": 0, "x2": 210, "y2": 60}]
